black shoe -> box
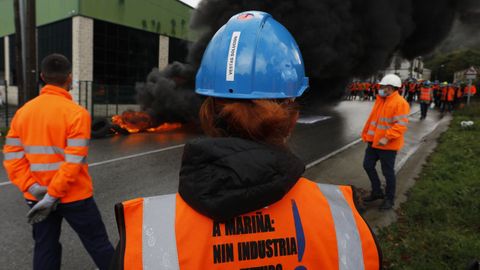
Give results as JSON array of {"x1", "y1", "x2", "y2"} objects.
[
  {"x1": 363, "y1": 192, "x2": 384, "y2": 202},
  {"x1": 379, "y1": 199, "x2": 394, "y2": 210}
]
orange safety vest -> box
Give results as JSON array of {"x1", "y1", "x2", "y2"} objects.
[
  {"x1": 464, "y1": 85, "x2": 477, "y2": 96},
  {"x1": 361, "y1": 91, "x2": 410, "y2": 151},
  {"x1": 419, "y1": 87, "x2": 432, "y2": 102},
  {"x1": 440, "y1": 87, "x2": 448, "y2": 101},
  {"x1": 447, "y1": 87, "x2": 456, "y2": 102},
  {"x1": 114, "y1": 178, "x2": 381, "y2": 270},
  {"x1": 3, "y1": 85, "x2": 93, "y2": 203}
]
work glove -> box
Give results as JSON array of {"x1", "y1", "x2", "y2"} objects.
[
  {"x1": 28, "y1": 183, "x2": 48, "y2": 201},
  {"x1": 27, "y1": 194, "x2": 58, "y2": 224}
]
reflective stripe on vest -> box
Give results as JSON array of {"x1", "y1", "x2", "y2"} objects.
[
  {"x1": 319, "y1": 184, "x2": 364, "y2": 270},
  {"x1": 24, "y1": 146, "x2": 65, "y2": 155},
  {"x1": 30, "y1": 162, "x2": 63, "y2": 172},
  {"x1": 142, "y1": 194, "x2": 180, "y2": 270},
  {"x1": 4, "y1": 151, "x2": 25, "y2": 160},
  {"x1": 5, "y1": 138, "x2": 22, "y2": 146},
  {"x1": 133, "y1": 183, "x2": 367, "y2": 270},
  {"x1": 67, "y1": 139, "x2": 90, "y2": 147}
]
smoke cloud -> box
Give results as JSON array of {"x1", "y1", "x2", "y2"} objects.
[
  {"x1": 137, "y1": 0, "x2": 480, "y2": 122},
  {"x1": 136, "y1": 62, "x2": 202, "y2": 124}
]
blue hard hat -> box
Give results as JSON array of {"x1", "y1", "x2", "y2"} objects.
[{"x1": 195, "y1": 11, "x2": 309, "y2": 99}]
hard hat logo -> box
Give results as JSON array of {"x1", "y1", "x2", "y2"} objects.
[
  {"x1": 196, "y1": 11, "x2": 309, "y2": 99},
  {"x1": 226, "y1": 32, "x2": 241, "y2": 82},
  {"x1": 237, "y1": 13, "x2": 254, "y2": 20}
]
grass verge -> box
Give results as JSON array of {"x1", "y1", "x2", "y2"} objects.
[{"x1": 378, "y1": 102, "x2": 480, "y2": 269}]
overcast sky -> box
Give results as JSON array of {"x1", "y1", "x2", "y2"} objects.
[{"x1": 179, "y1": 0, "x2": 201, "y2": 8}]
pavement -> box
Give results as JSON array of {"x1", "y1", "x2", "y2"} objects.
[{"x1": 0, "y1": 100, "x2": 449, "y2": 269}]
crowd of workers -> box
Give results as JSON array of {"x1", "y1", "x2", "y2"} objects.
[{"x1": 347, "y1": 79, "x2": 477, "y2": 115}]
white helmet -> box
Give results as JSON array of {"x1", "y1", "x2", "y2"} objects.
[{"x1": 379, "y1": 74, "x2": 402, "y2": 88}]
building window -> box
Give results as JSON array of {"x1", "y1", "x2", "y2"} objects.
[
  {"x1": 93, "y1": 19, "x2": 159, "y2": 86},
  {"x1": 8, "y1": 34, "x2": 16, "y2": 85},
  {"x1": 168, "y1": 36, "x2": 191, "y2": 64},
  {"x1": 38, "y1": 19, "x2": 72, "y2": 69}
]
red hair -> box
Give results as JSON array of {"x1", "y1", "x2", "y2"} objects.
[{"x1": 199, "y1": 97, "x2": 299, "y2": 147}]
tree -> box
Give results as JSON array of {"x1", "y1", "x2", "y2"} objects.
[{"x1": 425, "y1": 48, "x2": 480, "y2": 82}]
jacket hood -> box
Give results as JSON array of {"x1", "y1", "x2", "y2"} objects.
[{"x1": 179, "y1": 137, "x2": 305, "y2": 221}]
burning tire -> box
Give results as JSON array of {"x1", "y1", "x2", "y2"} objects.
[{"x1": 91, "y1": 118, "x2": 114, "y2": 138}]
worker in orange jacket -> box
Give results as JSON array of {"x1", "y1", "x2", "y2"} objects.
[
  {"x1": 361, "y1": 74, "x2": 410, "y2": 210},
  {"x1": 111, "y1": 11, "x2": 381, "y2": 270},
  {"x1": 446, "y1": 85, "x2": 456, "y2": 112},
  {"x1": 419, "y1": 81, "x2": 434, "y2": 120},
  {"x1": 3, "y1": 54, "x2": 113, "y2": 270},
  {"x1": 464, "y1": 84, "x2": 477, "y2": 98}
]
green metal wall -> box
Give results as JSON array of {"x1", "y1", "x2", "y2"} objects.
[
  {"x1": 79, "y1": 0, "x2": 193, "y2": 40},
  {"x1": 0, "y1": 0, "x2": 193, "y2": 40},
  {"x1": 0, "y1": 0, "x2": 78, "y2": 37}
]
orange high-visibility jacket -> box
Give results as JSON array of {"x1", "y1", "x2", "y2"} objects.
[
  {"x1": 3, "y1": 85, "x2": 93, "y2": 203},
  {"x1": 113, "y1": 178, "x2": 381, "y2": 270},
  {"x1": 419, "y1": 87, "x2": 433, "y2": 102},
  {"x1": 457, "y1": 87, "x2": 463, "y2": 98},
  {"x1": 447, "y1": 87, "x2": 456, "y2": 102},
  {"x1": 361, "y1": 91, "x2": 410, "y2": 151},
  {"x1": 464, "y1": 85, "x2": 477, "y2": 96},
  {"x1": 440, "y1": 87, "x2": 448, "y2": 101}
]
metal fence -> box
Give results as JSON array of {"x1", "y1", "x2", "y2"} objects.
[
  {"x1": 0, "y1": 81, "x2": 17, "y2": 129},
  {"x1": 78, "y1": 81, "x2": 139, "y2": 119}
]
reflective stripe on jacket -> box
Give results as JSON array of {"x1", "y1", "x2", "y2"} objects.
[
  {"x1": 361, "y1": 91, "x2": 410, "y2": 151},
  {"x1": 419, "y1": 87, "x2": 432, "y2": 102},
  {"x1": 3, "y1": 85, "x2": 93, "y2": 203},
  {"x1": 113, "y1": 178, "x2": 381, "y2": 270}
]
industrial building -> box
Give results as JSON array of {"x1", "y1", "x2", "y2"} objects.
[{"x1": 0, "y1": 0, "x2": 194, "y2": 107}]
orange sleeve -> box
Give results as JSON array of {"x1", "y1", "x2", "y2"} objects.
[
  {"x1": 385, "y1": 100, "x2": 410, "y2": 141},
  {"x1": 3, "y1": 112, "x2": 37, "y2": 192},
  {"x1": 48, "y1": 109, "x2": 91, "y2": 198}
]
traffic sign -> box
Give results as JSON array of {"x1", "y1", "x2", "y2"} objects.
[{"x1": 465, "y1": 66, "x2": 478, "y2": 80}]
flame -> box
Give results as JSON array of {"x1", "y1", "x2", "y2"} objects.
[{"x1": 111, "y1": 111, "x2": 181, "y2": 134}]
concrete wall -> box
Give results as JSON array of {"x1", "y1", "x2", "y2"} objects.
[
  {"x1": 159, "y1": 35, "x2": 170, "y2": 69},
  {"x1": 71, "y1": 16, "x2": 93, "y2": 107}
]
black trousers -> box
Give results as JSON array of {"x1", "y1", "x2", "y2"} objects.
[
  {"x1": 363, "y1": 144, "x2": 397, "y2": 201},
  {"x1": 27, "y1": 197, "x2": 114, "y2": 270},
  {"x1": 420, "y1": 102, "x2": 430, "y2": 118}
]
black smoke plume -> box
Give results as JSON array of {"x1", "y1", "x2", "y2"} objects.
[
  {"x1": 136, "y1": 62, "x2": 201, "y2": 124},
  {"x1": 137, "y1": 0, "x2": 480, "y2": 122}
]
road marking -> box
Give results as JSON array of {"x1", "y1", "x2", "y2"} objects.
[
  {"x1": 89, "y1": 144, "x2": 184, "y2": 167},
  {"x1": 306, "y1": 138, "x2": 362, "y2": 169},
  {"x1": 0, "y1": 144, "x2": 185, "y2": 187},
  {"x1": 297, "y1": 116, "x2": 332, "y2": 124}
]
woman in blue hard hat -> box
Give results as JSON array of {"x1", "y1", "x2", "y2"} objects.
[{"x1": 111, "y1": 11, "x2": 381, "y2": 270}]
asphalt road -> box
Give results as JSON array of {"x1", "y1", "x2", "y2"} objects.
[{"x1": 0, "y1": 100, "x2": 418, "y2": 269}]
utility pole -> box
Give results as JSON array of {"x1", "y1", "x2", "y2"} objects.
[
  {"x1": 24, "y1": 0, "x2": 38, "y2": 102},
  {"x1": 13, "y1": 0, "x2": 24, "y2": 105},
  {"x1": 13, "y1": 0, "x2": 37, "y2": 106}
]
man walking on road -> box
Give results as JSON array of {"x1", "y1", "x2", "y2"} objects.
[
  {"x1": 3, "y1": 54, "x2": 114, "y2": 270},
  {"x1": 361, "y1": 74, "x2": 410, "y2": 210},
  {"x1": 419, "y1": 81, "x2": 433, "y2": 120}
]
